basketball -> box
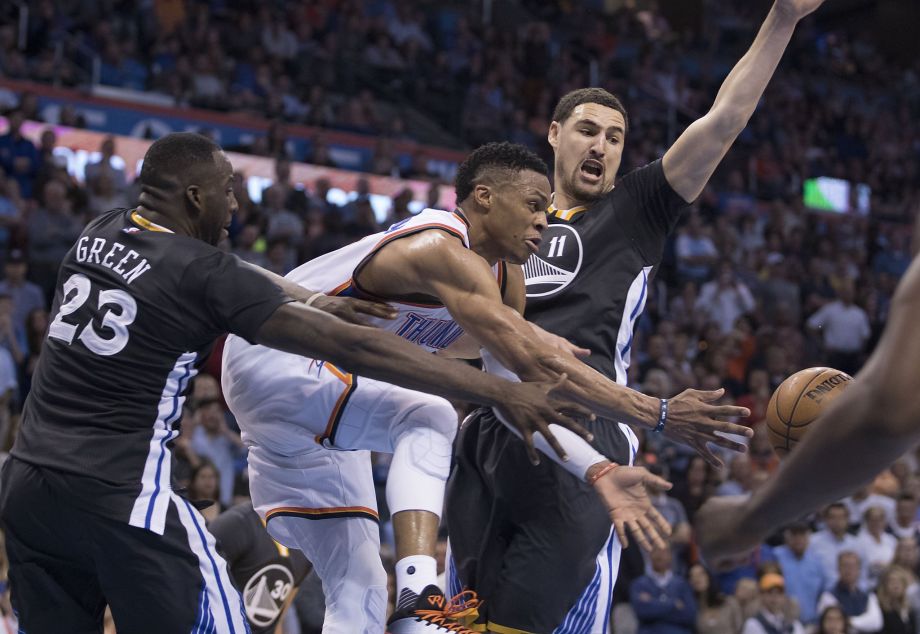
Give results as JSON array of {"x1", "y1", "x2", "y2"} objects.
[{"x1": 766, "y1": 367, "x2": 854, "y2": 456}]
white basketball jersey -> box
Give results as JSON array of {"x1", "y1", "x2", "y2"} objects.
[{"x1": 288, "y1": 208, "x2": 505, "y2": 353}]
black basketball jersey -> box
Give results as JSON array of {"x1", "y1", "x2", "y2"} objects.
[
  {"x1": 12, "y1": 208, "x2": 289, "y2": 533},
  {"x1": 210, "y1": 503, "x2": 311, "y2": 634},
  {"x1": 523, "y1": 160, "x2": 688, "y2": 383}
]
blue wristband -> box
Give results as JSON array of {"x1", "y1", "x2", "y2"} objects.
[{"x1": 654, "y1": 399, "x2": 668, "y2": 433}]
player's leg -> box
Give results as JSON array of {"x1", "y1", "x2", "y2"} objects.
[
  {"x1": 94, "y1": 492, "x2": 249, "y2": 634},
  {"x1": 251, "y1": 447, "x2": 388, "y2": 634},
  {"x1": 0, "y1": 458, "x2": 106, "y2": 633}
]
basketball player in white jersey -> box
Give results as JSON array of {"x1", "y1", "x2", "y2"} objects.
[{"x1": 222, "y1": 143, "x2": 748, "y2": 633}]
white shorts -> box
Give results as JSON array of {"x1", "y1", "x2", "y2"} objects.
[{"x1": 221, "y1": 334, "x2": 454, "y2": 531}]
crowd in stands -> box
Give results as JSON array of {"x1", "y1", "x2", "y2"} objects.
[{"x1": 0, "y1": 0, "x2": 919, "y2": 632}]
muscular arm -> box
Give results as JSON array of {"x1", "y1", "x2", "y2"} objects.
[
  {"x1": 709, "y1": 255, "x2": 920, "y2": 551},
  {"x1": 662, "y1": 0, "x2": 824, "y2": 202}
]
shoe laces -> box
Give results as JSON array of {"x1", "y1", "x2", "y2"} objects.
[{"x1": 413, "y1": 590, "x2": 483, "y2": 632}]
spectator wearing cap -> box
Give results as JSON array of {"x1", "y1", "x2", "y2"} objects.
[
  {"x1": 742, "y1": 574, "x2": 805, "y2": 634},
  {"x1": 811, "y1": 504, "x2": 863, "y2": 588},
  {"x1": 630, "y1": 543, "x2": 697, "y2": 634},
  {"x1": 0, "y1": 249, "x2": 44, "y2": 335},
  {"x1": 817, "y1": 551, "x2": 883, "y2": 633}
]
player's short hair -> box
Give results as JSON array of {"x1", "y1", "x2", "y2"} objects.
[
  {"x1": 454, "y1": 142, "x2": 547, "y2": 203},
  {"x1": 552, "y1": 87, "x2": 629, "y2": 132},
  {"x1": 139, "y1": 132, "x2": 222, "y2": 189}
]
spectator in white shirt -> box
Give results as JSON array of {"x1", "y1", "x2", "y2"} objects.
[
  {"x1": 890, "y1": 495, "x2": 920, "y2": 540},
  {"x1": 846, "y1": 487, "x2": 898, "y2": 530},
  {"x1": 806, "y1": 280, "x2": 871, "y2": 375},
  {"x1": 698, "y1": 260, "x2": 756, "y2": 334},
  {"x1": 857, "y1": 506, "x2": 898, "y2": 589},
  {"x1": 816, "y1": 551, "x2": 883, "y2": 633},
  {"x1": 676, "y1": 211, "x2": 719, "y2": 284},
  {"x1": 812, "y1": 503, "x2": 863, "y2": 588}
]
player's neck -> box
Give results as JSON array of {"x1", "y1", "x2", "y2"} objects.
[
  {"x1": 134, "y1": 205, "x2": 187, "y2": 236},
  {"x1": 465, "y1": 218, "x2": 500, "y2": 266}
]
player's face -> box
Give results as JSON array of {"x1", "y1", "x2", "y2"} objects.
[
  {"x1": 487, "y1": 170, "x2": 551, "y2": 265},
  {"x1": 548, "y1": 103, "x2": 626, "y2": 203},
  {"x1": 194, "y1": 151, "x2": 238, "y2": 246}
]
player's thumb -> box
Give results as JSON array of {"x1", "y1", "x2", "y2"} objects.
[{"x1": 645, "y1": 473, "x2": 673, "y2": 491}]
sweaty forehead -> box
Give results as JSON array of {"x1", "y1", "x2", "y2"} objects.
[{"x1": 568, "y1": 103, "x2": 626, "y2": 131}]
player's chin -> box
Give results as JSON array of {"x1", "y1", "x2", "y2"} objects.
[{"x1": 507, "y1": 250, "x2": 531, "y2": 266}]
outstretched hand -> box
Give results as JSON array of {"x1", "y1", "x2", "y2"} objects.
[
  {"x1": 593, "y1": 465, "x2": 672, "y2": 551},
  {"x1": 664, "y1": 388, "x2": 752, "y2": 468},
  {"x1": 310, "y1": 295, "x2": 398, "y2": 326},
  {"x1": 775, "y1": 0, "x2": 827, "y2": 21},
  {"x1": 494, "y1": 374, "x2": 596, "y2": 465}
]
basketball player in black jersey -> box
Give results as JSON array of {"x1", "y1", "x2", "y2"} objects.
[
  {"x1": 210, "y1": 503, "x2": 312, "y2": 634},
  {"x1": 0, "y1": 133, "x2": 592, "y2": 634},
  {"x1": 447, "y1": 1, "x2": 829, "y2": 631}
]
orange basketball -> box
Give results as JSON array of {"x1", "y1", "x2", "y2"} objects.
[{"x1": 766, "y1": 367, "x2": 854, "y2": 457}]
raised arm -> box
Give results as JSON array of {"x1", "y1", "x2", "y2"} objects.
[
  {"x1": 697, "y1": 253, "x2": 920, "y2": 560},
  {"x1": 662, "y1": 0, "x2": 826, "y2": 202}
]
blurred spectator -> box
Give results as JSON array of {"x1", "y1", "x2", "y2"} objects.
[
  {"x1": 189, "y1": 397, "x2": 246, "y2": 507},
  {"x1": 689, "y1": 563, "x2": 743, "y2": 634},
  {"x1": 876, "y1": 566, "x2": 917, "y2": 634},
  {"x1": 742, "y1": 574, "x2": 805, "y2": 634},
  {"x1": 26, "y1": 180, "x2": 83, "y2": 299},
  {"x1": 0, "y1": 168, "x2": 22, "y2": 258},
  {"x1": 698, "y1": 260, "x2": 756, "y2": 334},
  {"x1": 857, "y1": 507, "x2": 899, "y2": 589},
  {"x1": 0, "y1": 295, "x2": 24, "y2": 367},
  {"x1": 716, "y1": 454, "x2": 755, "y2": 497},
  {"x1": 806, "y1": 280, "x2": 872, "y2": 376},
  {"x1": 84, "y1": 136, "x2": 127, "y2": 193},
  {"x1": 817, "y1": 551, "x2": 883, "y2": 633},
  {"x1": 890, "y1": 495, "x2": 920, "y2": 540},
  {"x1": 0, "y1": 110, "x2": 39, "y2": 199},
  {"x1": 671, "y1": 455, "x2": 716, "y2": 525},
  {"x1": 87, "y1": 172, "x2": 130, "y2": 217},
  {"x1": 186, "y1": 460, "x2": 224, "y2": 524},
  {"x1": 811, "y1": 504, "x2": 862, "y2": 588},
  {"x1": 263, "y1": 186, "x2": 304, "y2": 249},
  {"x1": 813, "y1": 605, "x2": 850, "y2": 634},
  {"x1": 773, "y1": 523, "x2": 827, "y2": 625},
  {"x1": 847, "y1": 488, "x2": 897, "y2": 530},
  {"x1": 630, "y1": 544, "x2": 697, "y2": 634},
  {"x1": 0, "y1": 335, "x2": 15, "y2": 448},
  {"x1": 675, "y1": 212, "x2": 718, "y2": 284},
  {"x1": 0, "y1": 250, "x2": 45, "y2": 334}
]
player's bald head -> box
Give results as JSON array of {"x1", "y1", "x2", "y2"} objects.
[{"x1": 138, "y1": 133, "x2": 225, "y2": 192}]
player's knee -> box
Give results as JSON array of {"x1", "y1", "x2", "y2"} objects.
[
  {"x1": 399, "y1": 395, "x2": 458, "y2": 444},
  {"x1": 391, "y1": 398, "x2": 456, "y2": 481}
]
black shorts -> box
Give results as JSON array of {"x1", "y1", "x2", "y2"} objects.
[
  {"x1": 445, "y1": 408, "x2": 635, "y2": 633},
  {"x1": 0, "y1": 458, "x2": 250, "y2": 634}
]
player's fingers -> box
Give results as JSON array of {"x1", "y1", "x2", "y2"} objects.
[
  {"x1": 613, "y1": 517, "x2": 629, "y2": 549},
  {"x1": 709, "y1": 405, "x2": 752, "y2": 421},
  {"x1": 699, "y1": 417, "x2": 754, "y2": 436},
  {"x1": 569, "y1": 343, "x2": 592, "y2": 357},
  {"x1": 643, "y1": 472, "x2": 673, "y2": 492},
  {"x1": 551, "y1": 398, "x2": 595, "y2": 422},
  {"x1": 701, "y1": 433, "x2": 748, "y2": 454},
  {"x1": 522, "y1": 431, "x2": 541, "y2": 466},
  {"x1": 698, "y1": 388, "x2": 725, "y2": 402},
  {"x1": 546, "y1": 372, "x2": 569, "y2": 393},
  {"x1": 648, "y1": 505, "x2": 672, "y2": 537},
  {"x1": 550, "y1": 409, "x2": 594, "y2": 442},
  {"x1": 628, "y1": 519, "x2": 652, "y2": 552},
  {"x1": 638, "y1": 516, "x2": 667, "y2": 551},
  {"x1": 539, "y1": 423, "x2": 569, "y2": 462},
  {"x1": 699, "y1": 444, "x2": 725, "y2": 469},
  {"x1": 350, "y1": 298, "x2": 398, "y2": 320}
]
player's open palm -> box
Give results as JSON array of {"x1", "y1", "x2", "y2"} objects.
[
  {"x1": 495, "y1": 374, "x2": 596, "y2": 465},
  {"x1": 593, "y1": 465, "x2": 672, "y2": 551},
  {"x1": 776, "y1": 0, "x2": 827, "y2": 20},
  {"x1": 665, "y1": 388, "x2": 752, "y2": 468}
]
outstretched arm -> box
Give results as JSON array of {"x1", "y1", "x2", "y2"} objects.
[
  {"x1": 662, "y1": 0, "x2": 826, "y2": 202},
  {"x1": 697, "y1": 254, "x2": 920, "y2": 560}
]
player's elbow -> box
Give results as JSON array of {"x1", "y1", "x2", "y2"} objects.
[{"x1": 708, "y1": 105, "x2": 750, "y2": 140}]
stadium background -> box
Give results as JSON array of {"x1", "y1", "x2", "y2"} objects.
[{"x1": 0, "y1": 0, "x2": 918, "y2": 631}]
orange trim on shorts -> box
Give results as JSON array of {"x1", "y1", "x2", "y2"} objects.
[
  {"x1": 314, "y1": 364, "x2": 356, "y2": 445},
  {"x1": 265, "y1": 505, "x2": 380, "y2": 522}
]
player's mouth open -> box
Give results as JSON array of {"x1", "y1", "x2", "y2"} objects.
[
  {"x1": 525, "y1": 237, "x2": 541, "y2": 253},
  {"x1": 580, "y1": 159, "x2": 603, "y2": 182}
]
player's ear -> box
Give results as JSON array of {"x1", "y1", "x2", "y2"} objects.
[
  {"x1": 473, "y1": 183, "x2": 492, "y2": 212},
  {"x1": 548, "y1": 121, "x2": 560, "y2": 149},
  {"x1": 186, "y1": 185, "x2": 203, "y2": 213}
]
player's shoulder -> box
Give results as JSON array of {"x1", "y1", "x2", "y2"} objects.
[
  {"x1": 611, "y1": 158, "x2": 667, "y2": 194},
  {"x1": 382, "y1": 208, "x2": 470, "y2": 242}
]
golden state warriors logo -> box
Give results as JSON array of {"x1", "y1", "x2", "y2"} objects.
[
  {"x1": 524, "y1": 224, "x2": 583, "y2": 298},
  {"x1": 243, "y1": 564, "x2": 294, "y2": 628}
]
